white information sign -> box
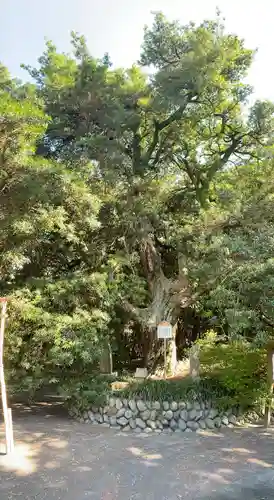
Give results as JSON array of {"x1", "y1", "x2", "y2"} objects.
[{"x1": 157, "y1": 321, "x2": 172, "y2": 339}]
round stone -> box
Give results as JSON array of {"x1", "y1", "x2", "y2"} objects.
[
  {"x1": 170, "y1": 419, "x2": 178, "y2": 430},
  {"x1": 129, "y1": 418, "x2": 137, "y2": 429},
  {"x1": 117, "y1": 417, "x2": 128, "y2": 426},
  {"x1": 137, "y1": 400, "x2": 146, "y2": 412},
  {"x1": 222, "y1": 416, "x2": 229, "y2": 426},
  {"x1": 187, "y1": 421, "x2": 199, "y2": 431},
  {"x1": 186, "y1": 401, "x2": 193, "y2": 411},
  {"x1": 136, "y1": 418, "x2": 146, "y2": 429},
  {"x1": 134, "y1": 427, "x2": 142, "y2": 433},
  {"x1": 178, "y1": 419, "x2": 187, "y2": 431},
  {"x1": 109, "y1": 397, "x2": 116, "y2": 408},
  {"x1": 156, "y1": 420, "x2": 163, "y2": 429},
  {"x1": 195, "y1": 411, "x2": 204, "y2": 421},
  {"x1": 103, "y1": 415, "x2": 109, "y2": 423},
  {"x1": 96, "y1": 414, "x2": 103, "y2": 424},
  {"x1": 145, "y1": 427, "x2": 152, "y2": 433},
  {"x1": 165, "y1": 410, "x2": 173, "y2": 421},
  {"x1": 179, "y1": 410, "x2": 188, "y2": 421},
  {"x1": 123, "y1": 399, "x2": 128, "y2": 408},
  {"x1": 122, "y1": 425, "x2": 130, "y2": 432},
  {"x1": 194, "y1": 401, "x2": 201, "y2": 411},
  {"x1": 163, "y1": 401, "x2": 170, "y2": 410},
  {"x1": 115, "y1": 399, "x2": 123, "y2": 410},
  {"x1": 199, "y1": 420, "x2": 207, "y2": 430},
  {"x1": 153, "y1": 401, "x2": 161, "y2": 410},
  {"x1": 88, "y1": 410, "x2": 94, "y2": 421},
  {"x1": 128, "y1": 400, "x2": 137, "y2": 412},
  {"x1": 170, "y1": 401, "x2": 178, "y2": 411},
  {"x1": 208, "y1": 408, "x2": 218, "y2": 419},
  {"x1": 179, "y1": 401, "x2": 186, "y2": 409},
  {"x1": 188, "y1": 409, "x2": 197, "y2": 421},
  {"x1": 147, "y1": 420, "x2": 157, "y2": 430},
  {"x1": 228, "y1": 414, "x2": 237, "y2": 425},
  {"x1": 109, "y1": 416, "x2": 117, "y2": 426},
  {"x1": 205, "y1": 418, "x2": 215, "y2": 429},
  {"x1": 150, "y1": 410, "x2": 157, "y2": 421},
  {"x1": 214, "y1": 417, "x2": 222, "y2": 428},
  {"x1": 116, "y1": 408, "x2": 126, "y2": 418},
  {"x1": 140, "y1": 410, "x2": 150, "y2": 421},
  {"x1": 125, "y1": 409, "x2": 133, "y2": 419}
]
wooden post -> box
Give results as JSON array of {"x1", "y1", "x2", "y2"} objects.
[
  {"x1": 164, "y1": 338, "x2": 167, "y2": 380},
  {"x1": 0, "y1": 298, "x2": 14, "y2": 454},
  {"x1": 264, "y1": 343, "x2": 274, "y2": 428},
  {"x1": 264, "y1": 340, "x2": 274, "y2": 428}
]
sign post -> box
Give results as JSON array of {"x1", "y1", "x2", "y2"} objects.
[
  {"x1": 157, "y1": 321, "x2": 172, "y2": 379},
  {"x1": 0, "y1": 298, "x2": 14, "y2": 454},
  {"x1": 264, "y1": 341, "x2": 274, "y2": 428}
]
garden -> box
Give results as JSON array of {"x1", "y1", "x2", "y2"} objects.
[{"x1": 1, "y1": 12, "x2": 274, "y2": 433}]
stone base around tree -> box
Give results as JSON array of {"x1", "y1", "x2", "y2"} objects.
[{"x1": 68, "y1": 397, "x2": 252, "y2": 434}]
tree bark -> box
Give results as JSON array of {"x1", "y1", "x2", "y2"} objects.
[{"x1": 123, "y1": 238, "x2": 191, "y2": 373}]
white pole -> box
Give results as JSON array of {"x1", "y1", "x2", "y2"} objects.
[
  {"x1": 164, "y1": 337, "x2": 167, "y2": 379},
  {"x1": 0, "y1": 299, "x2": 14, "y2": 454}
]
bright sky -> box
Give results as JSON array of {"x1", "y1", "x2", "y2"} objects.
[{"x1": 1, "y1": 0, "x2": 273, "y2": 101}]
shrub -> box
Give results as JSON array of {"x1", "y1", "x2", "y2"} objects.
[
  {"x1": 196, "y1": 330, "x2": 268, "y2": 410},
  {"x1": 60, "y1": 331, "x2": 268, "y2": 413},
  {"x1": 62, "y1": 374, "x2": 232, "y2": 412},
  {"x1": 4, "y1": 274, "x2": 111, "y2": 398},
  {"x1": 59, "y1": 374, "x2": 117, "y2": 410},
  {"x1": 118, "y1": 378, "x2": 200, "y2": 402}
]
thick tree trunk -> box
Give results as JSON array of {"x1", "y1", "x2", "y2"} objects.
[{"x1": 123, "y1": 237, "x2": 192, "y2": 374}]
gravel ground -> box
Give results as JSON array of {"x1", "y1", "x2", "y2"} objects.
[{"x1": 0, "y1": 401, "x2": 274, "y2": 499}]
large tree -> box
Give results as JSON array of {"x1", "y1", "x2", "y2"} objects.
[
  {"x1": 0, "y1": 65, "x2": 111, "y2": 391},
  {"x1": 24, "y1": 13, "x2": 274, "y2": 368}
]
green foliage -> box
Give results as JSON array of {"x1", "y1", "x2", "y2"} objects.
[
  {"x1": 197, "y1": 331, "x2": 268, "y2": 409},
  {"x1": 117, "y1": 377, "x2": 207, "y2": 402},
  {"x1": 5, "y1": 273, "x2": 111, "y2": 395},
  {"x1": 63, "y1": 372, "x2": 255, "y2": 413},
  {"x1": 0, "y1": 63, "x2": 111, "y2": 395},
  {"x1": 60, "y1": 374, "x2": 118, "y2": 410},
  {"x1": 1, "y1": 11, "x2": 274, "y2": 396}
]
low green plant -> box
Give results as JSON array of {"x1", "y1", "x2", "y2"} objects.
[
  {"x1": 59, "y1": 374, "x2": 117, "y2": 410},
  {"x1": 118, "y1": 378, "x2": 198, "y2": 402},
  {"x1": 197, "y1": 330, "x2": 268, "y2": 410}
]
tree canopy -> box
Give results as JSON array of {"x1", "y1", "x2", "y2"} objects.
[{"x1": 1, "y1": 12, "x2": 274, "y2": 391}]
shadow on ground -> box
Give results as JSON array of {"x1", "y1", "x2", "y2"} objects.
[{"x1": 1, "y1": 400, "x2": 274, "y2": 499}]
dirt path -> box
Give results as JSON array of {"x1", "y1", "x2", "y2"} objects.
[{"x1": 1, "y1": 401, "x2": 274, "y2": 499}]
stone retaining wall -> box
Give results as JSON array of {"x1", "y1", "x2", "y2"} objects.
[{"x1": 69, "y1": 397, "x2": 239, "y2": 434}]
